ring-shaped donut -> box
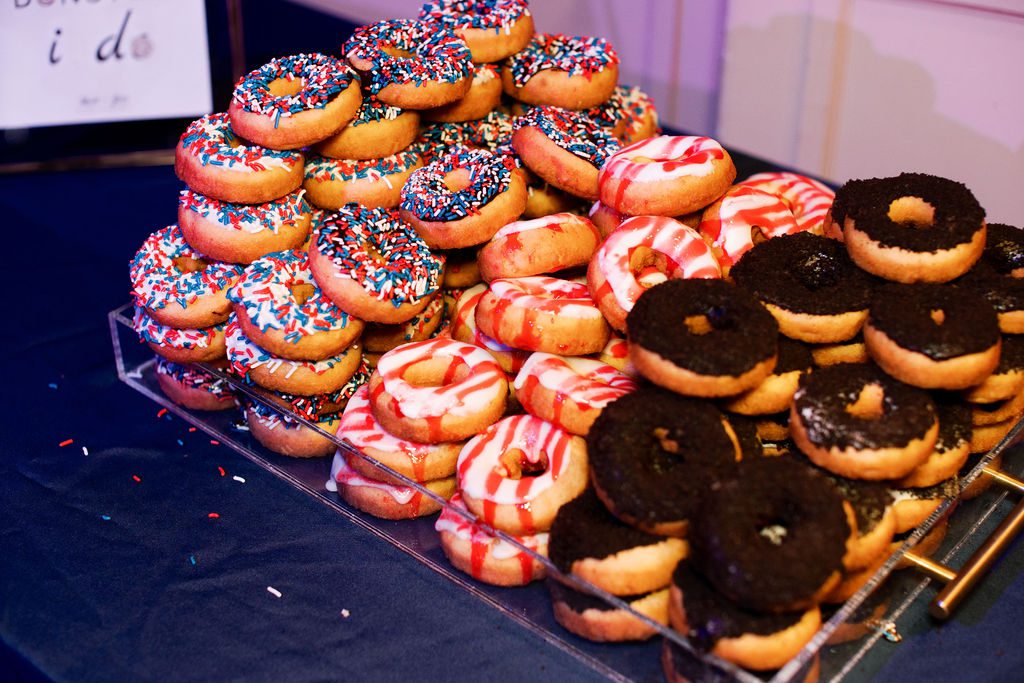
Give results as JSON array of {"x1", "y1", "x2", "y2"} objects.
[
  {"x1": 450, "y1": 284, "x2": 530, "y2": 373},
  {"x1": 303, "y1": 149, "x2": 424, "y2": 210},
  {"x1": 478, "y1": 212, "x2": 602, "y2": 282},
  {"x1": 424, "y1": 64, "x2": 503, "y2": 122},
  {"x1": 502, "y1": 33, "x2": 619, "y2": 109},
  {"x1": 133, "y1": 306, "x2": 226, "y2": 364},
  {"x1": 736, "y1": 171, "x2": 834, "y2": 234},
  {"x1": 314, "y1": 99, "x2": 421, "y2": 161},
  {"x1": 155, "y1": 358, "x2": 236, "y2": 412},
  {"x1": 420, "y1": 0, "x2": 535, "y2": 64}
]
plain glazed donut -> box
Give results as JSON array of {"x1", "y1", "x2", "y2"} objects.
[
  {"x1": 502, "y1": 33, "x2": 619, "y2": 109},
  {"x1": 449, "y1": 284, "x2": 530, "y2": 373},
  {"x1": 175, "y1": 112, "x2": 303, "y2": 204},
  {"x1": 303, "y1": 149, "x2": 423, "y2": 210},
  {"x1": 456, "y1": 414, "x2": 589, "y2": 535},
  {"x1": 513, "y1": 352, "x2": 636, "y2": 436},
  {"x1": 420, "y1": 0, "x2": 535, "y2": 64},
  {"x1": 133, "y1": 307, "x2": 226, "y2": 364},
  {"x1": 588, "y1": 215, "x2": 722, "y2": 333},
  {"x1": 155, "y1": 358, "x2": 236, "y2": 412},
  {"x1": 178, "y1": 189, "x2": 312, "y2": 265},
  {"x1": 369, "y1": 337, "x2": 508, "y2": 443},
  {"x1": 309, "y1": 204, "x2": 444, "y2": 324},
  {"x1": 329, "y1": 450, "x2": 456, "y2": 519},
  {"x1": 344, "y1": 19, "x2": 473, "y2": 109},
  {"x1": 477, "y1": 212, "x2": 601, "y2": 281},
  {"x1": 599, "y1": 135, "x2": 736, "y2": 217},
  {"x1": 399, "y1": 146, "x2": 526, "y2": 249},
  {"x1": 423, "y1": 64, "x2": 503, "y2": 122},
  {"x1": 130, "y1": 225, "x2": 243, "y2": 330},
  {"x1": 436, "y1": 493, "x2": 547, "y2": 587},
  {"x1": 475, "y1": 276, "x2": 611, "y2": 355},
  {"x1": 314, "y1": 99, "x2": 420, "y2": 161},
  {"x1": 228, "y1": 53, "x2": 362, "y2": 150}
]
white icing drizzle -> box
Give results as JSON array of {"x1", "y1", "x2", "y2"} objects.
[
  {"x1": 487, "y1": 276, "x2": 603, "y2": 321},
  {"x1": 600, "y1": 135, "x2": 726, "y2": 182},
  {"x1": 513, "y1": 352, "x2": 636, "y2": 412}
]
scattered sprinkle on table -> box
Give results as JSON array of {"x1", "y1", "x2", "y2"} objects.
[
  {"x1": 218, "y1": 466, "x2": 226, "y2": 477},
  {"x1": 189, "y1": 555, "x2": 197, "y2": 566},
  {"x1": 233, "y1": 476, "x2": 246, "y2": 483},
  {"x1": 156, "y1": 408, "x2": 168, "y2": 418},
  {"x1": 132, "y1": 475, "x2": 142, "y2": 483},
  {"x1": 48, "y1": 383, "x2": 58, "y2": 390},
  {"x1": 101, "y1": 515, "x2": 111, "y2": 521},
  {"x1": 59, "y1": 439, "x2": 74, "y2": 447},
  {"x1": 208, "y1": 512, "x2": 220, "y2": 519},
  {"x1": 82, "y1": 446, "x2": 89, "y2": 456},
  {"x1": 188, "y1": 427, "x2": 197, "y2": 432},
  {"x1": 267, "y1": 586, "x2": 282, "y2": 598},
  {"x1": 341, "y1": 609, "x2": 351, "y2": 618},
  {"x1": 210, "y1": 440, "x2": 220, "y2": 446}
]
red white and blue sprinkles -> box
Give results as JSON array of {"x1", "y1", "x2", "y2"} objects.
[
  {"x1": 179, "y1": 189, "x2": 311, "y2": 235},
  {"x1": 227, "y1": 249, "x2": 353, "y2": 343},
  {"x1": 304, "y1": 149, "x2": 422, "y2": 185},
  {"x1": 232, "y1": 53, "x2": 357, "y2": 126},
  {"x1": 314, "y1": 204, "x2": 444, "y2": 306},
  {"x1": 400, "y1": 146, "x2": 515, "y2": 222},
  {"x1": 507, "y1": 33, "x2": 619, "y2": 88},
  {"x1": 130, "y1": 225, "x2": 244, "y2": 312},
  {"x1": 419, "y1": 0, "x2": 531, "y2": 33},
  {"x1": 155, "y1": 357, "x2": 236, "y2": 400},
  {"x1": 133, "y1": 307, "x2": 223, "y2": 350},
  {"x1": 415, "y1": 109, "x2": 516, "y2": 163},
  {"x1": 225, "y1": 317, "x2": 353, "y2": 378},
  {"x1": 515, "y1": 105, "x2": 620, "y2": 167},
  {"x1": 343, "y1": 19, "x2": 472, "y2": 95},
  {"x1": 247, "y1": 361, "x2": 370, "y2": 428},
  {"x1": 178, "y1": 113, "x2": 301, "y2": 171},
  {"x1": 349, "y1": 98, "x2": 404, "y2": 128}
]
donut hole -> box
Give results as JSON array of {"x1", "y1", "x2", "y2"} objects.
[
  {"x1": 629, "y1": 246, "x2": 671, "y2": 288},
  {"x1": 443, "y1": 168, "x2": 473, "y2": 193},
  {"x1": 684, "y1": 315, "x2": 713, "y2": 336},
  {"x1": 290, "y1": 282, "x2": 316, "y2": 306},
  {"x1": 173, "y1": 256, "x2": 209, "y2": 274},
  {"x1": 403, "y1": 357, "x2": 471, "y2": 388},
  {"x1": 496, "y1": 447, "x2": 549, "y2": 479},
  {"x1": 267, "y1": 76, "x2": 305, "y2": 98},
  {"x1": 846, "y1": 383, "x2": 886, "y2": 421},
  {"x1": 382, "y1": 45, "x2": 415, "y2": 60},
  {"x1": 888, "y1": 196, "x2": 935, "y2": 228},
  {"x1": 930, "y1": 309, "x2": 946, "y2": 326}
]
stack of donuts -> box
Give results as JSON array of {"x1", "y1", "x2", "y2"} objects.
[{"x1": 124, "y1": 0, "x2": 1024, "y2": 677}]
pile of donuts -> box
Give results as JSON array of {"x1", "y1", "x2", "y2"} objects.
[{"x1": 123, "y1": 0, "x2": 1024, "y2": 677}]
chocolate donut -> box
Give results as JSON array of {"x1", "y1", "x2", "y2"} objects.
[
  {"x1": 864, "y1": 283, "x2": 1000, "y2": 389},
  {"x1": 731, "y1": 232, "x2": 875, "y2": 343},
  {"x1": 627, "y1": 279, "x2": 779, "y2": 398},
  {"x1": 790, "y1": 363, "x2": 938, "y2": 480},
  {"x1": 724, "y1": 413, "x2": 765, "y2": 458},
  {"x1": 956, "y1": 263, "x2": 1024, "y2": 334},
  {"x1": 724, "y1": 337, "x2": 814, "y2": 416},
  {"x1": 966, "y1": 334, "x2": 1024, "y2": 403},
  {"x1": 979, "y1": 223, "x2": 1024, "y2": 277},
  {"x1": 831, "y1": 172, "x2": 985, "y2": 283},
  {"x1": 899, "y1": 396, "x2": 972, "y2": 488},
  {"x1": 586, "y1": 386, "x2": 740, "y2": 536},
  {"x1": 690, "y1": 457, "x2": 848, "y2": 613},
  {"x1": 547, "y1": 579, "x2": 667, "y2": 642}
]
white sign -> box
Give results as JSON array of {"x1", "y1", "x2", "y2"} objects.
[{"x1": 0, "y1": 0, "x2": 213, "y2": 129}]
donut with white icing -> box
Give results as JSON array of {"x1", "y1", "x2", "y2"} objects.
[
  {"x1": 303, "y1": 149, "x2": 424, "y2": 210},
  {"x1": 477, "y1": 212, "x2": 601, "y2": 282},
  {"x1": 330, "y1": 450, "x2": 456, "y2": 519},
  {"x1": 133, "y1": 306, "x2": 227, "y2": 364},
  {"x1": 736, "y1": 171, "x2": 834, "y2": 234},
  {"x1": 450, "y1": 284, "x2": 530, "y2": 374}
]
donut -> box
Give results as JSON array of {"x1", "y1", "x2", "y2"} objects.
[
  {"x1": 584, "y1": 85, "x2": 658, "y2": 144},
  {"x1": 829, "y1": 172, "x2": 986, "y2": 283},
  {"x1": 302, "y1": 149, "x2": 424, "y2": 210},
  {"x1": 513, "y1": 352, "x2": 636, "y2": 436},
  {"x1": 177, "y1": 189, "x2": 311, "y2": 265},
  {"x1": 864, "y1": 283, "x2": 1000, "y2": 390},
  {"x1": 228, "y1": 53, "x2": 362, "y2": 150},
  {"x1": 731, "y1": 232, "x2": 875, "y2": 344},
  {"x1": 586, "y1": 386, "x2": 741, "y2": 537},
  {"x1": 588, "y1": 215, "x2": 722, "y2": 332},
  {"x1": 478, "y1": 212, "x2": 601, "y2": 282},
  {"x1": 415, "y1": 110, "x2": 516, "y2": 163},
  {"x1": 549, "y1": 488, "x2": 686, "y2": 596},
  {"x1": 227, "y1": 249, "x2": 364, "y2": 361},
  {"x1": 502, "y1": 33, "x2": 619, "y2": 109},
  {"x1": 736, "y1": 171, "x2": 834, "y2": 234},
  {"x1": 669, "y1": 562, "x2": 821, "y2": 671},
  {"x1": 790, "y1": 363, "x2": 939, "y2": 480},
  {"x1": 225, "y1": 317, "x2": 363, "y2": 396},
  {"x1": 970, "y1": 389, "x2": 1024, "y2": 426},
  {"x1": 441, "y1": 248, "x2": 482, "y2": 289},
  {"x1": 368, "y1": 337, "x2": 508, "y2": 443},
  {"x1": 970, "y1": 419, "x2": 1016, "y2": 454},
  {"x1": 423, "y1": 64, "x2": 503, "y2": 122},
  {"x1": 594, "y1": 336, "x2": 635, "y2": 376},
  {"x1": 449, "y1": 284, "x2": 530, "y2": 373},
  {"x1": 811, "y1": 334, "x2": 869, "y2": 367},
  {"x1": 309, "y1": 204, "x2": 444, "y2": 324},
  {"x1": 361, "y1": 294, "x2": 446, "y2": 355},
  {"x1": 898, "y1": 398, "x2": 971, "y2": 488},
  {"x1": 598, "y1": 135, "x2": 736, "y2": 217},
  {"x1": 661, "y1": 638, "x2": 820, "y2": 683},
  {"x1": 889, "y1": 477, "x2": 960, "y2": 534},
  {"x1": 511, "y1": 105, "x2": 621, "y2": 200},
  {"x1": 343, "y1": 19, "x2": 473, "y2": 109},
  {"x1": 154, "y1": 358, "x2": 235, "y2": 411},
  {"x1": 690, "y1": 456, "x2": 849, "y2": 613},
  {"x1": 329, "y1": 450, "x2": 456, "y2": 519},
  {"x1": 133, "y1": 306, "x2": 226, "y2": 364},
  {"x1": 314, "y1": 99, "x2": 420, "y2": 161},
  {"x1": 627, "y1": 279, "x2": 779, "y2": 398},
  {"x1": 435, "y1": 493, "x2": 547, "y2": 586},
  {"x1": 130, "y1": 225, "x2": 243, "y2": 330},
  {"x1": 399, "y1": 146, "x2": 526, "y2": 249},
  {"x1": 474, "y1": 276, "x2": 611, "y2": 355},
  {"x1": 549, "y1": 579, "x2": 668, "y2": 642},
  {"x1": 419, "y1": 0, "x2": 534, "y2": 63},
  {"x1": 175, "y1": 112, "x2": 303, "y2": 204},
  {"x1": 522, "y1": 179, "x2": 585, "y2": 219},
  {"x1": 956, "y1": 266, "x2": 1024, "y2": 334},
  {"x1": 965, "y1": 334, "x2": 1024, "y2": 403},
  {"x1": 977, "y1": 223, "x2": 1024, "y2": 277},
  {"x1": 456, "y1": 414, "x2": 589, "y2": 535},
  {"x1": 724, "y1": 337, "x2": 814, "y2": 416}
]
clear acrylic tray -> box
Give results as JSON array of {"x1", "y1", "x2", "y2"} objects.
[{"x1": 109, "y1": 303, "x2": 1024, "y2": 682}]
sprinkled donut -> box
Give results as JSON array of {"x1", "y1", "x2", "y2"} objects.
[
  {"x1": 368, "y1": 337, "x2": 508, "y2": 443},
  {"x1": 599, "y1": 135, "x2": 736, "y2": 216},
  {"x1": 475, "y1": 276, "x2": 611, "y2": 355},
  {"x1": 155, "y1": 358, "x2": 236, "y2": 412},
  {"x1": 502, "y1": 33, "x2": 619, "y2": 109},
  {"x1": 361, "y1": 294, "x2": 446, "y2": 358},
  {"x1": 582, "y1": 85, "x2": 659, "y2": 144},
  {"x1": 511, "y1": 106, "x2": 620, "y2": 200},
  {"x1": 178, "y1": 189, "x2": 311, "y2": 265},
  {"x1": 424, "y1": 64, "x2": 503, "y2": 122},
  {"x1": 330, "y1": 449, "x2": 456, "y2": 519},
  {"x1": 450, "y1": 284, "x2": 530, "y2": 373},
  {"x1": 588, "y1": 215, "x2": 721, "y2": 333},
  {"x1": 314, "y1": 98, "x2": 420, "y2": 161},
  {"x1": 344, "y1": 19, "x2": 473, "y2": 109},
  {"x1": 399, "y1": 146, "x2": 526, "y2": 249},
  {"x1": 457, "y1": 414, "x2": 589, "y2": 535},
  {"x1": 309, "y1": 204, "x2": 444, "y2": 324},
  {"x1": 227, "y1": 249, "x2": 364, "y2": 362},
  {"x1": 228, "y1": 53, "x2": 362, "y2": 150},
  {"x1": 420, "y1": 0, "x2": 535, "y2": 63},
  {"x1": 130, "y1": 225, "x2": 243, "y2": 330},
  {"x1": 303, "y1": 149, "x2": 424, "y2": 210},
  {"x1": 478, "y1": 212, "x2": 602, "y2": 282},
  {"x1": 133, "y1": 306, "x2": 227, "y2": 364},
  {"x1": 175, "y1": 112, "x2": 303, "y2": 204},
  {"x1": 415, "y1": 109, "x2": 516, "y2": 163}
]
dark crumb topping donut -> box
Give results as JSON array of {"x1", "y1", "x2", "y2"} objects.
[
  {"x1": 788, "y1": 450, "x2": 889, "y2": 534},
  {"x1": 775, "y1": 337, "x2": 815, "y2": 374},
  {"x1": 546, "y1": 578, "x2": 647, "y2": 614},
  {"x1": 793, "y1": 363, "x2": 937, "y2": 451},
  {"x1": 731, "y1": 232, "x2": 876, "y2": 316},
  {"x1": 691, "y1": 457, "x2": 849, "y2": 612},
  {"x1": 995, "y1": 334, "x2": 1024, "y2": 373},
  {"x1": 586, "y1": 387, "x2": 739, "y2": 527},
  {"x1": 931, "y1": 394, "x2": 972, "y2": 454},
  {"x1": 548, "y1": 488, "x2": 668, "y2": 572},
  {"x1": 868, "y1": 283, "x2": 999, "y2": 360},
  {"x1": 955, "y1": 264, "x2": 1024, "y2": 314},
  {"x1": 724, "y1": 414, "x2": 764, "y2": 458},
  {"x1": 673, "y1": 561, "x2": 802, "y2": 650},
  {"x1": 891, "y1": 476, "x2": 959, "y2": 504},
  {"x1": 627, "y1": 279, "x2": 778, "y2": 377},
  {"x1": 830, "y1": 172, "x2": 984, "y2": 252},
  {"x1": 981, "y1": 224, "x2": 1024, "y2": 274}
]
